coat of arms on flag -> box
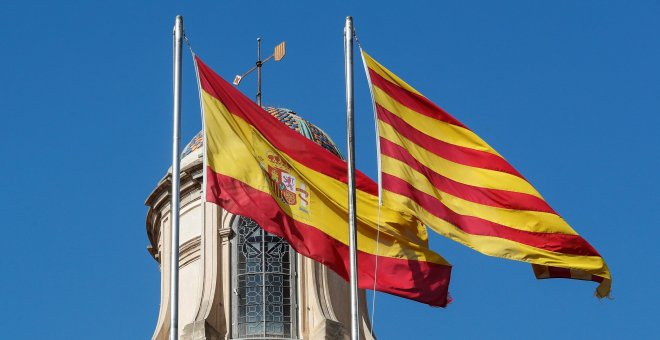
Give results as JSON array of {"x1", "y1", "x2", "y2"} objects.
[{"x1": 259, "y1": 152, "x2": 311, "y2": 216}]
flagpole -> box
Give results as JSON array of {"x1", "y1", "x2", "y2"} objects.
[
  {"x1": 256, "y1": 37, "x2": 262, "y2": 106},
  {"x1": 344, "y1": 16, "x2": 359, "y2": 340},
  {"x1": 170, "y1": 14, "x2": 183, "y2": 340}
]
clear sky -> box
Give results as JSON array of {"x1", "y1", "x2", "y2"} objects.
[{"x1": 1, "y1": 1, "x2": 658, "y2": 339}]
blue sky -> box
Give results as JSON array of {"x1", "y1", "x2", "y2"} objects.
[{"x1": 1, "y1": 1, "x2": 658, "y2": 339}]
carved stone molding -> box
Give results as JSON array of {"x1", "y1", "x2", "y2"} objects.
[
  {"x1": 145, "y1": 160, "x2": 204, "y2": 260},
  {"x1": 179, "y1": 236, "x2": 201, "y2": 269},
  {"x1": 217, "y1": 228, "x2": 233, "y2": 239}
]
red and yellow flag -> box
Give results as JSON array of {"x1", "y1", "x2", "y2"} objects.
[
  {"x1": 361, "y1": 50, "x2": 612, "y2": 298},
  {"x1": 196, "y1": 56, "x2": 453, "y2": 306}
]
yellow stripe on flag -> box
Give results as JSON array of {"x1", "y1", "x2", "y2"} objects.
[
  {"x1": 379, "y1": 122, "x2": 543, "y2": 198},
  {"x1": 381, "y1": 155, "x2": 576, "y2": 234},
  {"x1": 373, "y1": 86, "x2": 502, "y2": 156},
  {"x1": 383, "y1": 190, "x2": 611, "y2": 279},
  {"x1": 363, "y1": 50, "x2": 423, "y2": 97}
]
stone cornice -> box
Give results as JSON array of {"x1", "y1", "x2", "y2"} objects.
[{"x1": 145, "y1": 159, "x2": 204, "y2": 262}]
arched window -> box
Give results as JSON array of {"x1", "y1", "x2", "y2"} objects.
[{"x1": 231, "y1": 216, "x2": 297, "y2": 339}]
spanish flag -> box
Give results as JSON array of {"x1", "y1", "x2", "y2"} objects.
[
  {"x1": 196, "y1": 56, "x2": 453, "y2": 306},
  {"x1": 361, "y1": 50, "x2": 612, "y2": 298}
]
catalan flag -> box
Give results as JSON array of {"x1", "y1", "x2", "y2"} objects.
[
  {"x1": 361, "y1": 50, "x2": 612, "y2": 298},
  {"x1": 195, "y1": 56, "x2": 453, "y2": 306}
]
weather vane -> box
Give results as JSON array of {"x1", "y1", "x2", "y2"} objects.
[{"x1": 233, "y1": 38, "x2": 286, "y2": 106}]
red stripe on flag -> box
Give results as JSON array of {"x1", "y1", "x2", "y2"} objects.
[
  {"x1": 536, "y1": 265, "x2": 604, "y2": 284},
  {"x1": 368, "y1": 68, "x2": 468, "y2": 129},
  {"x1": 382, "y1": 173, "x2": 600, "y2": 257},
  {"x1": 206, "y1": 167, "x2": 452, "y2": 307},
  {"x1": 380, "y1": 138, "x2": 555, "y2": 214},
  {"x1": 378, "y1": 105, "x2": 524, "y2": 179},
  {"x1": 547, "y1": 266, "x2": 572, "y2": 278}
]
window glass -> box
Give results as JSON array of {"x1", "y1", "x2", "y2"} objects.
[{"x1": 232, "y1": 216, "x2": 296, "y2": 339}]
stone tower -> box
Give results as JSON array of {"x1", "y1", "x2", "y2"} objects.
[{"x1": 145, "y1": 108, "x2": 374, "y2": 340}]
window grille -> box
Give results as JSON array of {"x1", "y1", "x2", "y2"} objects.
[{"x1": 231, "y1": 216, "x2": 297, "y2": 339}]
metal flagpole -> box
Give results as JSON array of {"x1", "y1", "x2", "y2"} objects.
[
  {"x1": 170, "y1": 14, "x2": 183, "y2": 340},
  {"x1": 344, "y1": 16, "x2": 359, "y2": 340}
]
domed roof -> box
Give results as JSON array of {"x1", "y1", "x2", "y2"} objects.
[
  {"x1": 181, "y1": 107, "x2": 343, "y2": 159},
  {"x1": 181, "y1": 132, "x2": 204, "y2": 159}
]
